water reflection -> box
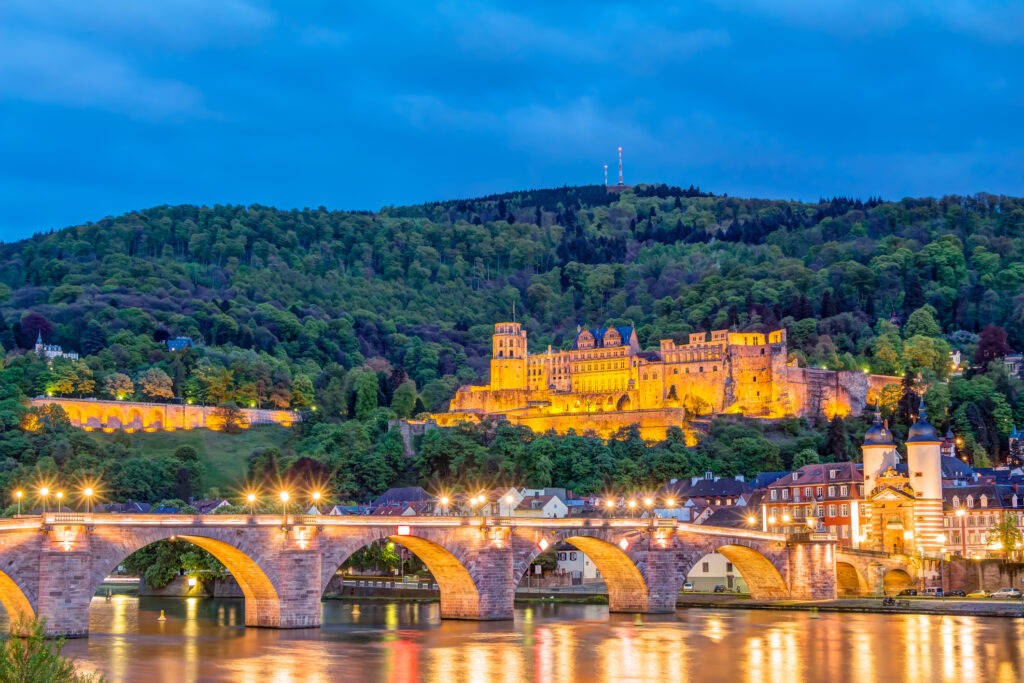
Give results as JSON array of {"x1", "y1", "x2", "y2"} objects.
[{"x1": 2, "y1": 599, "x2": 1022, "y2": 683}]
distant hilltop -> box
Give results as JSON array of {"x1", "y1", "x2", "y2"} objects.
[{"x1": 431, "y1": 321, "x2": 899, "y2": 441}]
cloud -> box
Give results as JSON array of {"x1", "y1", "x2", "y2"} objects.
[
  {"x1": 0, "y1": 28, "x2": 204, "y2": 119},
  {"x1": 1, "y1": 0, "x2": 274, "y2": 50}
]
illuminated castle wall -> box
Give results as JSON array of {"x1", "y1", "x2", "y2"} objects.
[
  {"x1": 434, "y1": 322, "x2": 896, "y2": 440},
  {"x1": 27, "y1": 397, "x2": 299, "y2": 432}
]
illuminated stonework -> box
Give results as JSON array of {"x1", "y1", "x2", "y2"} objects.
[
  {"x1": 433, "y1": 322, "x2": 897, "y2": 440},
  {"x1": 26, "y1": 397, "x2": 299, "y2": 432}
]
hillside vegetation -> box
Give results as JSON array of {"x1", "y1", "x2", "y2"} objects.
[{"x1": 1, "y1": 185, "x2": 1023, "y2": 505}]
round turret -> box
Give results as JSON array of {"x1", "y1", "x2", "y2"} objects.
[
  {"x1": 907, "y1": 396, "x2": 940, "y2": 443},
  {"x1": 863, "y1": 405, "x2": 894, "y2": 446}
]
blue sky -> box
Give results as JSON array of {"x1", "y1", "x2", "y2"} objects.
[{"x1": 1, "y1": 1, "x2": 1023, "y2": 241}]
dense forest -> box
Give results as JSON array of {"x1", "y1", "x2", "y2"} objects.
[{"x1": 2, "y1": 184, "x2": 1024, "y2": 509}]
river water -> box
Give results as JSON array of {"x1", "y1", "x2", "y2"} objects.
[{"x1": 8, "y1": 598, "x2": 1024, "y2": 682}]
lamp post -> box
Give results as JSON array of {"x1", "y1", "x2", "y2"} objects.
[
  {"x1": 504, "y1": 493, "x2": 515, "y2": 519},
  {"x1": 280, "y1": 491, "x2": 290, "y2": 525},
  {"x1": 14, "y1": 490, "x2": 22, "y2": 516},
  {"x1": 665, "y1": 498, "x2": 676, "y2": 522},
  {"x1": 56, "y1": 491, "x2": 63, "y2": 513},
  {"x1": 83, "y1": 487, "x2": 94, "y2": 513},
  {"x1": 39, "y1": 487, "x2": 49, "y2": 514},
  {"x1": 247, "y1": 493, "x2": 257, "y2": 516},
  {"x1": 312, "y1": 491, "x2": 322, "y2": 514},
  {"x1": 439, "y1": 496, "x2": 450, "y2": 516},
  {"x1": 627, "y1": 499, "x2": 637, "y2": 518},
  {"x1": 956, "y1": 508, "x2": 967, "y2": 557}
]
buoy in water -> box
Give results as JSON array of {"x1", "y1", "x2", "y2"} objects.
[{"x1": 158, "y1": 610, "x2": 167, "y2": 621}]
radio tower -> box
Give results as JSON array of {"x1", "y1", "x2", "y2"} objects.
[
  {"x1": 603, "y1": 164, "x2": 608, "y2": 186},
  {"x1": 618, "y1": 146, "x2": 623, "y2": 185}
]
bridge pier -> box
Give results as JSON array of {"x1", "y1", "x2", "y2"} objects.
[
  {"x1": 251, "y1": 546, "x2": 322, "y2": 628},
  {"x1": 631, "y1": 547, "x2": 686, "y2": 613},
  {"x1": 787, "y1": 539, "x2": 838, "y2": 600},
  {"x1": 442, "y1": 544, "x2": 514, "y2": 620},
  {"x1": 36, "y1": 550, "x2": 94, "y2": 637}
]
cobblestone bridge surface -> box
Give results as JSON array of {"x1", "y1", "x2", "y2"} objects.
[{"x1": 0, "y1": 514, "x2": 846, "y2": 637}]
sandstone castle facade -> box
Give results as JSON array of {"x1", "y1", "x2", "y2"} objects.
[{"x1": 433, "y1": 322, "x2": 896, "y2": 440}]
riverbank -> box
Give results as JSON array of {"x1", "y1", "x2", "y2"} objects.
[{"x1": 675, "y1": 594, "x2": 1024, "y2": 618}]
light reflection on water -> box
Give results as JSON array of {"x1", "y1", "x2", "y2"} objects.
[{"x1": 2, "y1": 599, "x2": 1022, "y2": 683}]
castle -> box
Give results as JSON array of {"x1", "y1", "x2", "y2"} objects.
[{"x1": 432, "y1": 322, "x2": 897, "y2": 440}]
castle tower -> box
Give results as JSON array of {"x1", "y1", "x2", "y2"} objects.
[
  {"x1": 905, "y1": 397, "x2": 944, "y2": 555},
  {"x1": 858, "y1": 406, "x2": 897, "y2": 550},
  {"x1": 490, "y1": 322, "x2": 528, "y2": 391},
  {"x1": 34, "y1": 331, "x2": 43, "y2": 357}
]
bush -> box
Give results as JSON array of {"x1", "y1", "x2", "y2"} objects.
[{"x1": 0, "y1": 618, "x2": 105, "y2": 682}]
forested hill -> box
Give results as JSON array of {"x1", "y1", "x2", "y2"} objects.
[{"x1": 1, "y1": 185, "x2": 1024, "y2": 421}]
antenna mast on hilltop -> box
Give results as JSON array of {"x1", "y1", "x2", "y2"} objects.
[
  {"x1": 603, "y1": 164, "x2": 608, "y2": 186},
  {"x1": 618, "y1": 146, "x2": 623, "y2": 185}
]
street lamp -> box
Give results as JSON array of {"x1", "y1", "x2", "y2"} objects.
[
  {"x1": 280, "y1": 491, "x2": 290, "y2": 524},
  {"x1": 247, "y1": 493, "x2": 257, "y2": 516},
  {"x1": 439, "y1": 495, "x2": 450, "y2": 516},
  {"x1": 83, "y1": 487, "x2": 94, "y2": 513},
  {"x1": 312, "y1": 491, "x2": 322, "y2": 513},
  {"x1": 14, "y1": 490, "x2": 22, "y2": 515},
  {"x1": 627, "y1": 500, "x2": 637, "y2": 517},
  {"x1": 504, "y1": 493, "x2": 515, "y2": 518},
  {"x1": 605, "y1": 498, "x2": 616, "y2": 518},
  {"x1": 956, "y1": 508, "x2": 967, "y2": 557},
  {"x1": 56, "y1": 491, "x2": 63, "y2": 513},
  {"x1": 747, "y1": 514, "x2": 757, "y2": 527},
  {"x1": 39, "y1": 486, "x2": 49, "y2": 514}
]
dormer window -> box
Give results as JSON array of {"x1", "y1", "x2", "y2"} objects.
[
  {"x1": 840, "y1": 485, "x2": 849, "y2": 496},
  {"x1": 952, "y1": 496, "x2": 960, "y2": 508},
  {"x1": 966, "y1": 495, "x2": 974, "y2": 508},
  {"x1": 829, "y1": 470, "x2": 837, "y2": 479},
  {"x1": 980, "y1": 494, "x2": 988, "y2": 508},
  {"x1": 792, "y1": 473, "x2": 799, "y2": 481}
]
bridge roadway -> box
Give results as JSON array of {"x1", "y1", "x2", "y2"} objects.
[{"x1": 0, "y1": 512, "x2": 851, "y2": 637}]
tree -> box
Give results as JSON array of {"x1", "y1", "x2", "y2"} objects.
[
  {"x1": 826, "y1": 416, "x2": 848, "y2": 461},
  {"x1": 391, "y1": 381, "x2": 417, "y2": 419},
  {"x1": 792, "y1": 448, "x2": 821, "y2": 468},
  {"x1": 212, "y1": 402, "x2": 247, "y2": 434},
  {"x1": 103, "y1": 373, "x2": 134, "y2": 400},
  {"x1": 985, "y1": 513, "x2": 1023, "y2": 561},
  {"x1": 136, "y1": 368, "x2": 174, "y2": 401},
  {"x1": 291, "y1": 374, "x2": 315, "y2": 408},
  {"x1": 353, "y1": 369, "x2": 380, "y2": 420},
  {"x1": 0, "y1": 618, "x2": 105, "y2": 682},
  {"x1": 903, "y1": 305, "x2": 942, "y2": 338},
  {"x1": 974, "y1": 325, "x2": 1012, "y2": 368}
]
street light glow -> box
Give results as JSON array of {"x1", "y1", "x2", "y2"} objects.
[
  {"x1": 605, "y1": 499, "x2": 616, "y2": 508},
  {"x1": 280, "y1": 491, "x2": 290, "y2": 503},
  {"x1": 644, "y1": 497, "x2": 653, "y2": 507},
  {"x1": 666, "y1": 498, "x2": 676, "y2": 507},
  {"x1": 439, "y1": 496, "x2": 450, "y2": 506},
  {"x1": 40, "y1": 487, "x2": 49, "y2": 497},
  {"x1": 247, "y1": 493, "x2": 256, "y2": 503}
]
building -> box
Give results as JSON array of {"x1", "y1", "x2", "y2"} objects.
[
  {"x1": 765, "y1": 462, "x2": 864, "y2": 545},
  {"x1": 34, "y1": 332, "x2": 79, "y2": 362},
  {"x1": 686, "y1": 552, "x2": 749, "y2": 592},
  {"x1": 515, "y1": 494, "x2": 568, "y2": 519},
  {"x1": 554, "y1": 543, "x2": 600, "y2": 581},
  {"x1": 167, "y1": 337, "x2": 195, "y2": 352},
  {"x1": 432, "y1": 321, "x2": 897, "y2": 441}
]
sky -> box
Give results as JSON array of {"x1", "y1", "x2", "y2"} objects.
[{"x1": 1, "y1": 0, "x2": 1023, "y2": 241}]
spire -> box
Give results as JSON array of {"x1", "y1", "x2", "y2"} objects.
[
  {"x1": 907, "y1": 394, "x2": 939, "y2": 443},
  {"x1": 863, "y1": 402, "x2": 894, "y2": 446},
  {"x1": 36, "y1": 330, "x2": 42, "y2": 345}
]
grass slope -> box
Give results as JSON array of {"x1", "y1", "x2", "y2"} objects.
[{"x1": 87, "y1": 426, "x2": 295, "y2": 494}]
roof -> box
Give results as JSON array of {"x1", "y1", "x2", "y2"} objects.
[
  {"x1": 192, "y1": 499, "x2": 230, "y2": 514},
  {"x1": 701, "y1": 506, "x2": 758, "y2": 529},
  {"x1": 371, "y1": 486, "x2": 432, "y2": 508},
  {"x1": 572, "y1": 325, "x2": 636, "y2": 350},
  {"x1": 767, "y1": 462, "x2": 862, "y2": 487},
  {"x1": 167, "y1": 337, "x2": 194, "y2": 351},
  {"x1": 863, "y1": 408, "x2": 895, "y2": 446},
  {"x1": 907, "y1": 397, "x2": 940, "y2": 443}
]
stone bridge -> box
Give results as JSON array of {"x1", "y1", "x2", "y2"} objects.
[
  {"x1": 0, "y1": 513, "x2": 838, "y2": 637},
  {"x1": 835, "y1": 548, "x2": 920, "y2": 597}
]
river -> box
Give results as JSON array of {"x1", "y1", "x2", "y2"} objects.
[{"x1": 6, "y1": 598, "x2": 1024, "y2": 682}]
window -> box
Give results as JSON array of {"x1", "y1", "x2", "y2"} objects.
[
  {"x1": 792, "y1": 473, "x2": 799, "y2": 481},
  {"x1": 558, "y1": 553, "x2": 566, "y2": 561},
  {"x1": 816, "y1": 487, "x2": 823, "y2": 497},
  {"x1": 840, "y1": 504, "x2": 849, "y2": 516},
  {"x1": 981, "y1": 495, "x2": 988, "y2": 508},
  {"x1": 967, "y1": 495, "x2": 974, "y2": 508},
  {"x1": 829, "y1": 470, "x2": 837, "y2": 479},
  {"x1": 840, "y1": 485, "x2": 849, "y2": 496},
  {"x1": 804, "y1": 487, "x2": 812, "y2": 498},
  {"x1": 828, "y1": 486, "x2": 836, "y2": 497},
  {"x1": 952, "y1": 496, "x2": 960, "y2": 508},
  {"x1": 782, "y1": 490, "x2": 789, "y2": 500},
  {"x1": 771, "y1": 490, "x2": 778, "y2": 500},
  {"x1": 570, "y1": 552, "x2": 577, "y2": 561},
  {"x1": 726, "y1": 563, "x2": 734, "y2": 573},
  {"x1": 827, "y1": 504, "x2": 837, "y2": 516},
  {"x1": 702, "y1": 562, "x2": 710, "y2": 573}
]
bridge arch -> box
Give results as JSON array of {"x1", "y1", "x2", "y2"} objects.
[
  {"x1": 836, "y1": 561, "x2": 869, "y2": 596},
  {"x1": 89, "y1": 529, "x2": 282, "y2": 628},
  {"x1": 318, "y1": 528, "x2": 492, "y2": 620},
  {"x1": 883, "y1": 568, "x2": 914, "y2": 595},
  {"x1": 514, "y1": 529, "x2": 652, "y2": 612},
  {"x1": 0, "y1": 569, "x2": 35, "y2": 630},
  {"x1": 713, "y1": 544, "x2": 789, "y2": 599}
]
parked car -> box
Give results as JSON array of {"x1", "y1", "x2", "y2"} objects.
[
  {"x1": 682, "y1": 582, "x2": 695, "y2": 592},
  {"x1": 946, "y1": 589, "x2": 966, "y2": 597},
  {"x1": 966, "y1": 589, "x2": 989, "y2": 598},
  {"x1": 897, "y1": 589, "x2": 918, "y2": 596},
  {"x1": 990, "y1": 587, "x2": 1022, "y2": 599},
  {"x1": 713, "y1": 585, "x2": 726, "y2": 593},
  {"x1": 922, "y1": 587, "x2": 944, "y2": 597}
]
